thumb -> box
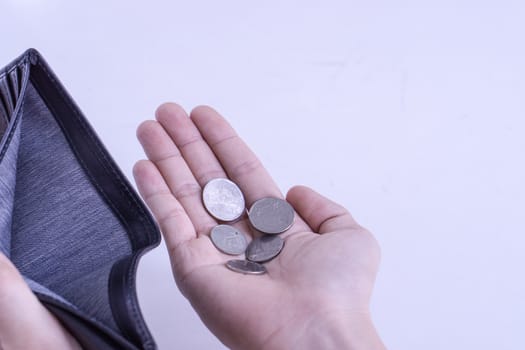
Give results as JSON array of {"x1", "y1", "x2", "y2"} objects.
[
  {"x1": 0, "y1": 253, "x2": 81, "y2": 350},
  {"x1": 286, "y1": 185, "x2": 361, "y2": 233}
]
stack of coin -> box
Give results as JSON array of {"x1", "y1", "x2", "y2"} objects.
[{"x1": 203, "y1": 178, "x2": 295, "y2": 275}]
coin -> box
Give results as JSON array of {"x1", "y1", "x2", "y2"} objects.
[
  {"x1": 202, "y1": 178, "x2": 245, "y2": 222},
  {"x1": 248, "y1": 197, "x2": 294, "y2": 234},
  {"x1": 246, "y1": 235, "x2": 284, "y2": 263},
  {"x1": 210, "y1": 225, "x2": 247, "y2": 255},
  {"x1": 225, "y1": 259, "x2": 267, "y2": 275}
]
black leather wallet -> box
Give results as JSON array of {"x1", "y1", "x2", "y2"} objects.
[{"x1": 0, "y1": 49, "x2": 160, "y2": 349}]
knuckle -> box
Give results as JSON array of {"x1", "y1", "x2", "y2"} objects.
[
  {"x1": 230, "y1": 158, "x2": 262, "y2": 179},
  {"x1": 178, "y1": 136, "x2": 202, "y2": 150},
  {"x1": 197, "y1": 170, "x2": 226, "y2": 186},
  {"x1": 158, "y1": 206, "x2": 187, "y2": 224},
  {"x1": 173, "y1": 183, "x2": 201, "y2": 200}
]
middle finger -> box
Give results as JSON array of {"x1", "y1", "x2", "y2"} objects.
[{"x1": 189, "y1": 106, "x2": 311, "y2": 235}]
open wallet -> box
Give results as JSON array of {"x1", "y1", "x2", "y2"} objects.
[{"x1": 0, "y1": 49, "x2": 161, "y2": 349}]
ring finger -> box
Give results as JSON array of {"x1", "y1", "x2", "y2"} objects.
[{"x1": 137, "y1": 115, "x2": 216, "y2": 237}]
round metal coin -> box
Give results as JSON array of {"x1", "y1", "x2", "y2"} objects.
[
  {"x1": 225, "y1": 259, "x2": 267, "y2": 275},
  {"x1": 246, "y1": 235, "x2": 284, "y2": 263},
  {"x1": 210, "y1": 225, "x2": 247, "y2": 255},
  {"x1": 248, "y1": 197, "x2": 295, "y2": 234},
  {"x1": 202, "y1": 178, "x2": 245, "y2": 222}
]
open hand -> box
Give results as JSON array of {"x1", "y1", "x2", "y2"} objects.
[{"x1": 133, "y1": 104, "x2": 385, "y2": 350}]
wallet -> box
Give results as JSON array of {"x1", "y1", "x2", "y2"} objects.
[{"x1": 0, "y1": 49, "x2": 161, "y2": 349}]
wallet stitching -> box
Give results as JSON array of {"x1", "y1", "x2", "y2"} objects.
[{"x1": 34, "y1": 59, "x2": 152, "y2": 342}]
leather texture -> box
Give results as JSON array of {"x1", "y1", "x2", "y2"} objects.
[{"x1": 0, "y1": 49, "x2": 160, "y2": 350}]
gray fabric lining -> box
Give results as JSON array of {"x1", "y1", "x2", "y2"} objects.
[
  {"x1": 25, "y1": 276, "x2": 74, "y2": 307},
  {"x1": 0, "y1": 122, "x2": 19, "y2": 257},
  {"x1": 0, "y1": 74, "x2": 132, "y2": 331}
]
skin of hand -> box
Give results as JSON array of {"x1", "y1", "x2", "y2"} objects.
[
  {"x1": 0, "y1": 253, "x2": 81, "y2": 350},
  {"x1": 133, "y1": 103, "x2": 386, "y2": 350}
]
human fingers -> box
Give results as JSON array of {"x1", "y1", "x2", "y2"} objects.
[
  {"x1": 190, "y1": 106, "x2": 310, "y2": 234},
  {"x1": 155, "y1": 103, "x2": 227, "y2": 186},
  {"x1": 0, "y1": 254, "x2": 81, "y2": 350},
  {"x1": 189, "y1": 105, "x2": 281, "y2": 206},
  {"x1": 286, "y1": 185, "x2": 361, "y2": 233},
  {"x1": 133, "y1": 159, "x2": 196, "y2": 250},
  {"x1": 136, "y1": 117, "x2": 216, "y2": 237}
]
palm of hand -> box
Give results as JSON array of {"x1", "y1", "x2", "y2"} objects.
[
  {"x1": 181, "y1": 228, "x2": 378, "y2": 349},
  {"x1": 134, "y1": 104, "x2": 381, "y2": 349}
]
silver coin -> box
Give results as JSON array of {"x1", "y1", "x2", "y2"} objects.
[
  {"x1": 202, "y1": 178, "x2": 245, "y2": 222},
  {"x1": 248, "y1": 197, "x2": 294, "y2": 234},
  {"x1": 210, "y1": 225, "x2": 247, "y2": 255},
  {"x1": 246, "y1": 235, "x2": 284, "y2": 263},
  {"x1": 225, "y1": 259, "x2": 267, "y2": 275}
]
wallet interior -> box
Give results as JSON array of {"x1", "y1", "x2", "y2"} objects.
[{"x1": 0, "y1": 50, "x2": 159, "y2": 349}]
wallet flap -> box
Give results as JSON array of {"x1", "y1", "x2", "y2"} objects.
[{"x1": 0, "y1": 49, "x2": 160, "y2": 350}]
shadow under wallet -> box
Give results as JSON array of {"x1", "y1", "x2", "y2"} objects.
[{"x1": 0, "y1": 49, "x2": 161, "y2": 349}]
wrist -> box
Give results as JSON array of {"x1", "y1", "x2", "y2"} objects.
[{"x1": 260, "y1": 308, "x2": 385, "y2": 350}]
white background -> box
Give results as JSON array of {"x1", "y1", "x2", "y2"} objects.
[{"x1": 2, "y1": 1, "x2": 524, "y2": 349}]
